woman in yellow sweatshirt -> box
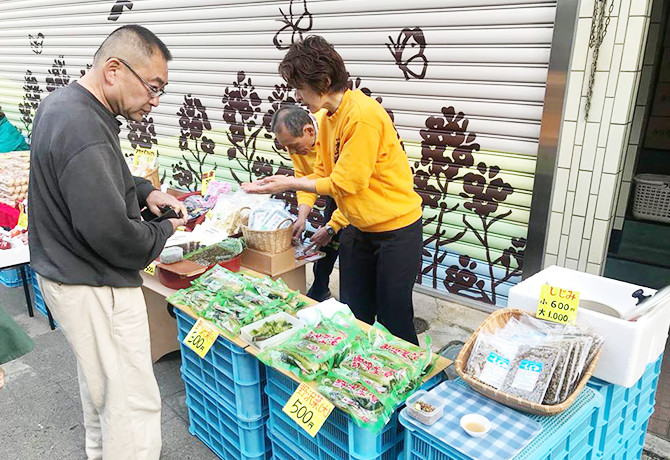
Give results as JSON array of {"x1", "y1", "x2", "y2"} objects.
[{"x1": 243, "y1": 35, "x2": 423, "y2": 344}]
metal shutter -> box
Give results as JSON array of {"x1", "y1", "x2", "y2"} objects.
[{"x1": 0, "y1": 0, "x2": 558, "y2": 306}]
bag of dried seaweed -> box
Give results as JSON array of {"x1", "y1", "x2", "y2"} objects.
[
  {"x1": 465, "y1": 331, "x2": 518, "y2": 390},
  {"x1": 500, "y1": 344, "x2": 560, "y2": 403}
]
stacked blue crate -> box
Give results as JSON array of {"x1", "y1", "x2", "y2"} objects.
[
  {"x1": 399, "y1": 380, "x2": 603, "y2": 460},
  {"x1": 175, "y1": 309, "x2": 271, "y2": 460},
  {"x1": 587, "y1": 354, "x2": 663, "y2": 460},
  {"x1": 0, "y1": 266, "x2": 30, "y2": 288},
  {"x1": 266, "y1": 366, "x2": 443, "y2": 460}
]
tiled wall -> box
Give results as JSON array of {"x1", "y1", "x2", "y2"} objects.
[
  {"x1": 615, "y1": 0, "x2": 669, "y2": 226},
  {"x1": 543, "y1": 0, "x2": 653, "y2": 274}
]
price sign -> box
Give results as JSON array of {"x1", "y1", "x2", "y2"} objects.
[
  {"x1": 201, "y1": 170, "x2": 215, "y2": 196},
  {"x1": 133, "y1": 147, "x2": 157, "y2": 167},
  {"x1": 17, "y1": 211, "x2": 28, "y2": 230},
  {"x1": 536, "y1": 284, "x2": 580, "y2": 325},
  {"x1": 282, "y1": 382, "x2": 334, "y2": 437},
  {"x1": 183, "y1": 317, "x2": 219, "y2": 358},
  {"x1": 143, "y1": 262, "x2": 157, "y2": 276}
]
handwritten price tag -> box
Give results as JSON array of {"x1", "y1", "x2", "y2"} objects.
[
  {"x1": 143, "y1": 262, "x2": 157, "y2": 276},
  {"x1": 17, "y1": 211, "x2": 28, "y2": 230},
  {"x1": 183, "y1": 317, "x2": 219, "y2": 358},
  {"x1": 536, "y1": 284, "x2": 580, "y2": 325},
  {"x1": 282, "y1": 382, "x2": 333, "y2": 437},
  {"x1": 133, "y1": 147, "x2": 157, "y2": 167},
  {"x1": 201, "y1": 170, "x2": 215, "y2": 196}
]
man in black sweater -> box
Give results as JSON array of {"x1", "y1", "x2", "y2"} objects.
[{"x1": 28, "y1": 25, "x2": 186, "y2": 460}]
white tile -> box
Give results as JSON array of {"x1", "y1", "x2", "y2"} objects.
[
  {"x1": 586, "y1": 262, "x2": 602, "y2": 275},
  {"x1": 569, "y1": 147, "x2": 582, "y2": 191},
  {"x1": 558, "y1": 121, "x2": 577, "y2": 169},
  {"x1": 586, "y1": 70, "x2": 609, "y2": 121},
  {"x1": 580, "y1": 123, "x2": 600, "y2": 170},
  {"x1": 616, "y1": 0, "x2": 632, "y2": 44},
  {"x1": 595, "y1": 173, "x2": 618, "y2": 219},
  {"x1": 573, "y1": 171, "x2": 592, "y2": 216},
  {"x1": 572, "y1": 18, "x2": 594, "y2": 71},
  {"x1": 611, "y1": 72, "x2": 637, "y2": 123},
  {"x1": 588, "y1": 219, "x2": 610, "y2": 263},
  {"x1": 565, "y1": 258, "x2": 580, "y2": 270},
  {"x1": 623, "y1": 144, "x2": 638, "y2": 181},
  {"x1": 616, "y1": 180, "x2": 632, "y2": 217},
  {"x1": 603, "y1": 124, "x2": 627, "y2": 173},
  {"x1": 643, "y1": 23, "x2": 661, "y2": 65},
  {"x1": 629, "y1": 0, "x2": 651, "y2": 16},
  {"x1": 564, "y1": 71, "x2": 585, "y2": 121},
  {"x1": 552, "y1": 167, "x2": 570, "y2": 212},
  {"x1": 584, "y1": 195, "x2": 598, "y2": 235},
  {"x1": 579, "y1": 239, "x2": 591, "y2": 271},
  {"x1": 621, "y1": 17, "x2": 648, "y2": 71},
  {"x1": 598, "y1": 16, "x2": 619, "y2": 71},
  {"x1": 558, "y1": 234, "x2": 569, "y2": 265},
  {"x1": 562, "y1": 192, "x2": 575, "y2": 234},
  {"x1": 629, "y1": 105, "x2": 645, "y2": 145},
  {"x1": 567, "y1": 216, "x2": 586, "y2": 259},
  {"x1": 590, "y1": 148, "x2": 607, "y2": 194},
  {"x1": 546, "y1": 211, "x2": 563, "y2": 255},
  {"x1": 579, "y1": 0, "x2": 596, "y2": 18},
  {"x1": 606, "y1": 46, "x2": 625, "y2": 98},
  {"x1": 544, "y1": 253, "x2": 558, "y2": 269},
  {"x1": 637, "y1": 65, "x2": 654, "y2": 103},
  {"x1": 614, "y1": 216, "x2": 625, "y2": 229},
  {"x1": 575, "y1": 114, "x2": 587, "y2": 146},
  {"x1": 598, "y1": 98, "x2": 615, "y2": 147}
]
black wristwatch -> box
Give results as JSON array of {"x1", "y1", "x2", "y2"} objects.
[{"x1": 325, "y1": 225, "x2": 335, "y2": 236}]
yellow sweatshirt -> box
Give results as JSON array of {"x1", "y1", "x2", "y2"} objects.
[
  {"x1": 289, "y1": 110, "x2": 350, "y2": 232},
  {"x1": 309, "y1": 90, "x2": 422, "y2": 233}
]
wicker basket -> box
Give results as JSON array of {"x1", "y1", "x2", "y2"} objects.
[
  {"x1": 142, "y1": 166, "x2": 161, "y2": 190},
  {"x1": 455, "y1": 308, "x2": 601, "y2": 416},
  {"x1": 241, "y1": 218, "x2": 293, "y2": 254},
  {"x1": 632, "y1": 174, "x2": 670, "y2": 224}
]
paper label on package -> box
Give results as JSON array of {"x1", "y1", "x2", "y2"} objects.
[
  {"x1": 133, "y1": 147, "x2": 157, "y2": 167},
  {"x1": 143, "y1": 262, "x2": 157, "y2": 276},
  {"x1": 201, "y1": 170, "x2": 215, "y2": 196},
  {"x1": 536, "y1": 284, "x2": 579, "y2": 325},
  {"x1": 511, "y1": 359, "x2": 543, "y2": 392},
  {"x1": 479, "y1": 352, "x2": 510, "y2": 389},
  {"x1": 183, "y1": 317, "x2": 219, "y2": 358},
  {"x1": 17, "y1": 211, "x2": 28, "y2": 230},
  {"x1": 282, "y1": 383, "x2": 333, "y2": 437}
]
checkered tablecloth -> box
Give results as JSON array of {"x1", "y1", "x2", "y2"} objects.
[{"x1": 400, "y1": 380, "x2": 541, "y2": 460}]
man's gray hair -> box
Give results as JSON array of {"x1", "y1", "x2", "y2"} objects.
[{"x1": 271, "y1": 105, "x2": 314, "y2": 137}]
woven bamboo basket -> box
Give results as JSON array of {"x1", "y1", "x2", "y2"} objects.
[
  {"x1": 142, "y1": 166, "x2": 161, "y2": 190},
  {"x1": 241, "y1": 218, "x2": 293, "y2": 254},
  {"x1": 455, "y1": 308, "x2": 602, "y2": 415}
]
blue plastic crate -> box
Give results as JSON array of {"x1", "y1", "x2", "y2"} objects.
[
  {"x1": 588, "y1": 354, "x2": 663, "y2": 459},
  {"x1": 29, "y1": 269, "x2": 58, "y2": 328},
  {"x1": 181, "y1": 370, "x2": 270, "y2": 460},
  {"x1": 266, "y1": 367, "x2": 442, "y2": 460},
  {"x1": 399, "y1": 379, "x2": 603, "y2": 460},
  {"x1": 175, "y1": 308, "x2": 267, "y2": 422},
  {"x1": 0, "y1": 266, "x2": 30, "y2": 288}
]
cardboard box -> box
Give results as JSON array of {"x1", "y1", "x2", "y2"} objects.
[
  {"x1": 241, "y1": 247, "x2": 296, "y2": 276},
  {"x1": 273, "y1": 264, "x2": 307, "y2": 294}
]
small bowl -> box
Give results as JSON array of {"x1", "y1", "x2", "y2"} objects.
[{"x1": 460, "y1": 413, "x2": 492, "y2": 437}]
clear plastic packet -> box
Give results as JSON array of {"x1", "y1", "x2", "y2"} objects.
[
  {"x1": 317, "y1": 372, "x2": 392, "y2": 434},
  {"x1": 501, "y1": 344, "x2": 560, "y2": 403},
  {"x1": 166, "y1": 286, "x2": 218, "y2": 316},
  {"x1": 543, "y1": 341, "x2": 573, "y2": 405},
  {"x1": 334, "y1": 349, "x2": 411, "y2": 396},
  {"x1": 184, "y1": 239, "x2": 244, "y2": 265},
  {"x1": 193, "y1": 265, "x2": 248, "y2": 293},
  {"x1": 367, "y1": 322, "x2": 433, "y2": 382},
  {"x1": 465, "y1": 331, "x2": 518, "y2": 390}
]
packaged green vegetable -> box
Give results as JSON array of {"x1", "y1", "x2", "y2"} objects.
[
  {"x1": 166, "y1": 287, "x2": 218, "y2": 316},
  {"x1": 368, "y1": 322, "x2": 433, "y2": 382},
  {"x1": 194, "y1": 265, "x2": 248, "y2": 293}
]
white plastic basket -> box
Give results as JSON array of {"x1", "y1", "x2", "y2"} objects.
[{"x1": 632, "y1": 174, "x2": 670, "y2": 224}]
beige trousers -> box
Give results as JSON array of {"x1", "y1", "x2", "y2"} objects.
[{"x1": 37, "y1": 275, "x2": 162, "y2": 460}]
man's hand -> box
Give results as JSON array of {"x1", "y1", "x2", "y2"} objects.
[
  {"x1": 292, "y1": 217, "x2": 306, "y2": 243},
  {"x1": 309, "y1": 226, "x2": 333, "y2": 249},
  {"x1": 168, "y1": 217, "x2": 188, "y2": 231},
  {"x1": 242, "y1": 175, "x2": 293, "y2": 194},
  {"x1": 146, "y1": 190, "x2": 188, "y2": 221}
]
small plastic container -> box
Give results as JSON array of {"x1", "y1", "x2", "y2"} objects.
[
  {"x1": 240, "y1": 312, "x2": 304, "y2": 350},
  {"x1": 160, "y1": 246, "x2": 184, "y2": 264},
  {"x1": 406, "y1": 389, "x2": 446, "y2": 426},
  {"x1": 460, "y1": 413, "x2": 492, "y2": 437}
]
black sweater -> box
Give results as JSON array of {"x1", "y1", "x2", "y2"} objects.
[{"x1": 28, "y1": 82, "x2": 173, "y2": 287}]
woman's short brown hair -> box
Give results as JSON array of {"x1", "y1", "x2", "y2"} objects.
[{"x1": 278, "y1": 35, "x2": 349, "y2": 95}]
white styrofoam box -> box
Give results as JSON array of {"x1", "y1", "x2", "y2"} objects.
[
  {"x1": 296, "y1": 298, "x2": 353, "y2": 325},
  {"x1": 508, "y1": 265, "x2": 669, "y2": 387},
  {"x1": 240, "y1": 312, "x2": 304, "y2": 351}
]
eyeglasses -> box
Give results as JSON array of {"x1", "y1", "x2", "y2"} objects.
[{"x1": 113, "y1": 57, "x2": 165, "y2": 98}]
